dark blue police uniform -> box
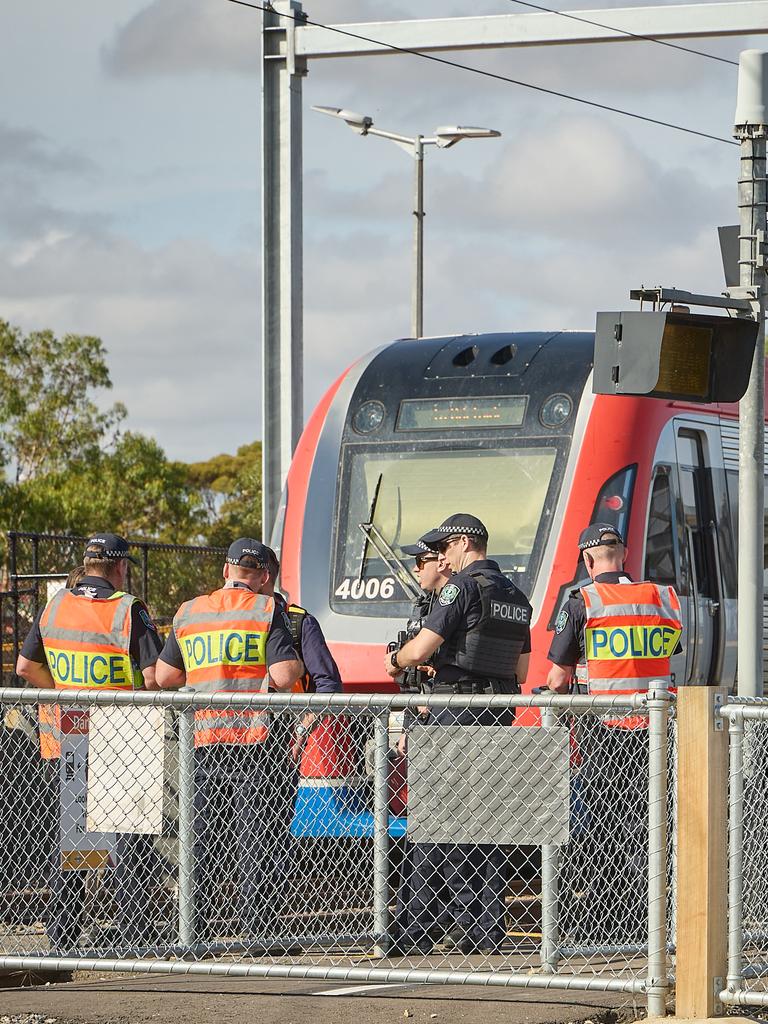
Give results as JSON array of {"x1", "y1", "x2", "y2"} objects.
[
  {"x1": 160, "y1": 580, "x2": 299, "y2": 944},
  {"x1": 394, "y1": 517, "x2": 532, "y2": 957},
  {"x1": 21, "y1": 574, "x2": 163, "y2": 953}
]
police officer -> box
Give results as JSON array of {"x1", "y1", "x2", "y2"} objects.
[
  {"x1": 384, "y1": 514, "x2": 532, "y2": 956},
  {"x1": 16, "y1": 532, "x2": 163, "y2": 953},
  {"x1": 155, "y1": 539, "x2": 304, "y2": 948},
  {"x1": 545, "y1": 522, "x2": 682, "y2": 943},
  {"x1": 390, "y1": 535, "x2": 452, "y2": 949}
]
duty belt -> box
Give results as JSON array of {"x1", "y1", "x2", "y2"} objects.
[{"x1": 433, "y1": 679, "x2": 518, "y2": 695}]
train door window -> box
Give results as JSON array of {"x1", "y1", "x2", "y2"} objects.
[
  {"x1": 644, "y1": 468, "x2": 678, "y2": 587},
  {"x1": 677, "y1": 432, "x2": 717, "y2": 600}
]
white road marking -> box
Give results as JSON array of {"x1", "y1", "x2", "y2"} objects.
[{"x1": 313, "y1": 982, "x2": 413, "y2": 996}]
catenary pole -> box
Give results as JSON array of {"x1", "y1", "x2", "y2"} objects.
[
  {"x1": 412, "y1": 137, "x2": 425, "y2": 339},
  {"x1": 261, "y1": 0, "x2": 304, "y2": 541},
  {"x1": 735, "y1": 50, "x2": 768, "y2": 697}
]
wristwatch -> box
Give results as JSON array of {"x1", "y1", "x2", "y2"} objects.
[{"x1": 390, "y1": 650, "x2": 401, "y2": 670}]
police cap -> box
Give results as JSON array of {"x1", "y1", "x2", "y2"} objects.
[
  {"x1": 401, "y1": 534, "x2": 441, "y2": 557},
  {"x1": 578, "y1": 522, "x2": 625, "y2": 551},
  {"x1": 420, "y1": 513, "x2": 489, "y2": 547},
  {"x1": 226, "y1": 537, "x2": 270, "y2": 570},
  {"x1": 83, "y1": 532, "x2": 139, "y2": 565}
]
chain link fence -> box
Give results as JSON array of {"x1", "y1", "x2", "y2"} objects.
[
  {"x1": 719, "y1": 697, "x2": 768, "y2": 1008},
  {"x1": 0, "y1": 687, "x2": 673, "y2": 1012}
]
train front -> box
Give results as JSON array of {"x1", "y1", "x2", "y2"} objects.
[{"x1": 273, "y1": 331, "x2": 597, "y2": 692}]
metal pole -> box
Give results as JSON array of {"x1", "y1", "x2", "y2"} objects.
[
  {"x1": 735, "y1": 50, "x2": 767, "y2": 698},
  {"x1": 726, "y1": 708, "x2": 745, "y2": 998},
  {"x1": 372, "y1": 709, "x2": 391, "y2": 957},
  {"x1": 411, "y1": 137, "x2": 424, "y2": 338},
  {"x1": 540, "y1": 706, "x2": 560, "y2": 973},
  {"x1": 177, "y1": 703, "x2": 195, "y2": 948},
  {"x1": 645, "y1": 689, "x2": 669, "y2": 1018},
  {"x1": 261, "y1": 0, "x2": 305, "y2": 541}
]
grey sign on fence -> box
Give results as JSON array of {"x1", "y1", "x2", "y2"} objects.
[{"x1": 406, "y1": 724, "x2": 570, "y2": 845}]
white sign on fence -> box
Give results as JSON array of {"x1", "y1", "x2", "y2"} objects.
[
  {"x1": 59, "y1": 710, "x2": 118, "y2": 871},
  {"x1": 86, "y1": 705, "x2": 165, "y2": 836}
]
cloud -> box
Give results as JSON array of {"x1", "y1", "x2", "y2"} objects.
[
  {"x1": 102, "y1": 0, "x2": 407, "y2": 77},
  {"x1": 0, "y1": 123, "x2": 103, "y2": 241},
  {"x1": 307, "y1": 115, "x2": 731, "y2": 245}
]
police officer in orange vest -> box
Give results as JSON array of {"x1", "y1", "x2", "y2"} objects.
[
  {"x1": 546, "y1": 522, "x2": 682, "y2": 944},
  {"x1": 16, "y1": 532, "x2": 163, "y2": 954},
  {"x1": 156, "y1": 538, "x2": 304, "y2": 948}
]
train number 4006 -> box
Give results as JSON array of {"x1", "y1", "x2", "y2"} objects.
[{"x1": 334, "y1": 577, "x2": 396, "y2": 600}]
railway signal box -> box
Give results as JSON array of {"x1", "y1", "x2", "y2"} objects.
[{"x1": 593, "y1": 310, "x2": 758, "y2": 403}]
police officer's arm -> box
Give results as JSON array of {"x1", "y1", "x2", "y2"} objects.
[
  {"x1": 15, "y1": 654, "x2": 55, "y2": 688},
  {"x1": 546, "y1": 600, "x2": 581, "y2": 692},
  {"x1": 266, "y1": 609, "x2": 304, "y2": 691},
  {"x1": 546, "y1": 663, "x2": 572, "y2": 693},
  {"x1": 155, "y1": 629, "x2": 187, "y2": 689},
  {"x1": 300, "y1": 614, "x2": 343, "y2": 692},
  {"x1": 130, "y1": 603, "x2": 163, "y2": 690},
  {"x1": 385, "y1": 628, "x2": 443, "y2": 676},
  {"x1": 15, "y1": 611, "x2": 54, "y2": 687}
]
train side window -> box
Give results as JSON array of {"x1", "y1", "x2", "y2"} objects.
[{"x1": 644, "y1": 469, "x2": 677, "y2": 587}]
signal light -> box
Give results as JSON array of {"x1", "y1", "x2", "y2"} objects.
[{"x1": 593, "y1": 310, "x2": 759, "y2": 403}]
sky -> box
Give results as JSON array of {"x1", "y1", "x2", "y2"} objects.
[{"x1": 0, "y1": 0, "x2": 763, "y2": 464}]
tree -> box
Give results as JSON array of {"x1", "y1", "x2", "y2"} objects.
[
  {"x1": 0, "y1": 320, "x2": 126, "y2": 482},
  {"x1": 185, "y1": 441, "x2": 262, "y2": 545}
]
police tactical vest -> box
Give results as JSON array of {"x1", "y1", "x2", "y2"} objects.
[
  {"x1": 581, "y1": 580, "x2": 682, "y2": 729},
  {"x1": 173, "y1": 587, "x2": 274, "y2": 747},
  {"x1": 447, "y1": 567, "x2": 532, "y2": 681},
  {"x1": 37, "y1": 588, "x2": 144, "y2": 759},
  {"x1": 287, "y1": 604, "x2": 313, "y2": 694}
]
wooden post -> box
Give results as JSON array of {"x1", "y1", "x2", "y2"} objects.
[{"x1": 676, "y1": 686, "x2": 728, "y2": 1018}]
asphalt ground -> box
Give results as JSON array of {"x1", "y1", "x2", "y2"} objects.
[{"x1": 0, "y1": 970, "x2": 639, "y2": 1024}]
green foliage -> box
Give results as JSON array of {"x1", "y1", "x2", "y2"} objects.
[
  {"x1": 185, "y1": 441, "x2": 262, "y2": 545},
  {"x1": 0, "y1": 320, "x2": 126, "y2": 482},
  {"x1": 0, "y1": 319, "x2": 263, "y2": 559}
]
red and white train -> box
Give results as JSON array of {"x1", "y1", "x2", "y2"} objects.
[{"x1": 273, "y1": 330, "x2": 765, "y2": 696}]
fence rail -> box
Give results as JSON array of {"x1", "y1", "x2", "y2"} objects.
[{"x1": 0, "y1": 686, "x2": 672, "y2": 1012}]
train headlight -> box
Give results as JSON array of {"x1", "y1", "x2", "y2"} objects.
[
  {"x1": 352, "y1": 400, "x2": 385, "y2": 434},
  {"x1": 539, "y1": 393, "x2": 572, "y2": 428}
]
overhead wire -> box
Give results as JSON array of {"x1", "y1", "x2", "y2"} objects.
[
  {"x1": 229, "y1": 0, "x2": 738, "y2": 145},
  {"x1": 505, "y1": 0, "x2": 739, "y2": 66}
]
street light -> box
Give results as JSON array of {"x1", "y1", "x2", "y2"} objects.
[{"x1": 312, "y1": 105, "x2": 501, "y2": 338}]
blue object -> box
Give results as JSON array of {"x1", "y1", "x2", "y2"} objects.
[{"x1": 291, "y1": 782, "x2": 407, "y2": 838}]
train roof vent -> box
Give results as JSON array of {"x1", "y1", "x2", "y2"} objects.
[
  {"x1": 424, "y1": 333, "x2": 558, "y2": 379},
  {"x1": 490, "y1": 343, "x2": 516, "y2": 366},
  {"x1": 452, "y1": 344, "x2": 479, "y2": 367}
]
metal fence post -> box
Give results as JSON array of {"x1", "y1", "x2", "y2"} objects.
[
  {"x1": 177, "y1": 700, "x2": 195, "y2": 948},
  {"x1": 540, "y1": 705, "x2": 560, "y2": 973},
  {"x1": 646, "y1": 688, "x2": 670, "y2": 1018},
  {"x1": 372, "y1": 708, "x2": 391, "y2": 957},
  {"x1": 726, "y1": 707, "x2": 745, "y2": 999}
]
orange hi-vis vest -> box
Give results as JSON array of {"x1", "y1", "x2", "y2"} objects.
[
  {"x1": 173, "y1": 587, "x2": 274, "y2": 747},
  {"x1": 37, "y1": 588, "x2": 144, "y2": 759},
  {"x1": 581, "y1": 580, "x2": 682, "y2": 729}
]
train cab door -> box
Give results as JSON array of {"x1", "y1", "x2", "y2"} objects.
[{"x1": 673, "y1": 424, "x2": 726, "y2": 685}]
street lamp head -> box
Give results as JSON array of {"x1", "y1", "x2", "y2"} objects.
[
  {"x1": 433, "y1": 125, "x2": 502, "y2": 149},
  {"x1": 311, "y1": 105, "x2": 373, "y2": 135}
]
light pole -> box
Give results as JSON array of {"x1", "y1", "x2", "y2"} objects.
[{"x1": 312, "y1": 106, "x2": 501, "y2": 338}]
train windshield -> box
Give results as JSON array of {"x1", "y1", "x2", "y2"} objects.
[{"x1": 332, "y1": 441, "x2": 565, "y2": 616}]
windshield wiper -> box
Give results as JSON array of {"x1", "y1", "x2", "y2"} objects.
[
  {"x1": 357, "y1": 520, "x2": 422, "y2": 603},
  {"x1": 358, "y1": 473, "x2": 383, "y2": 583},
  {"x1": 357, "y1": 473, "x2": 422, "y2": 602}
]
